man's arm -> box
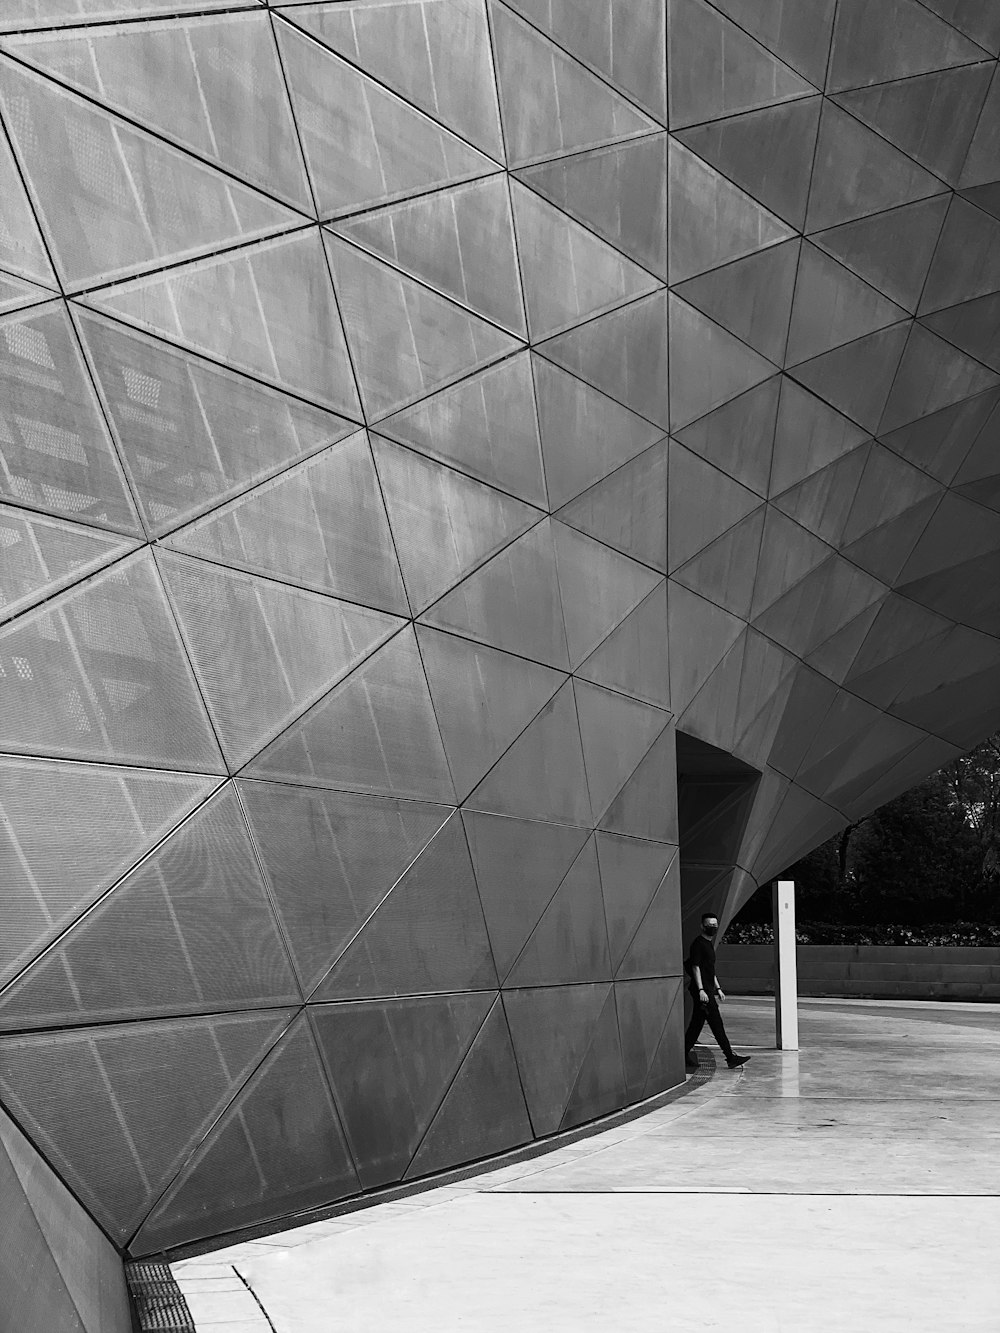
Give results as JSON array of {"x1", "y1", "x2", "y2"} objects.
[{"x1": 691, "y1": 965, "x2": 708, "y2": 1002}]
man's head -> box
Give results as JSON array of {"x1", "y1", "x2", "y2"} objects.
[{"x1": 701, "y1": 913, "x2": 719, "y2": 938}]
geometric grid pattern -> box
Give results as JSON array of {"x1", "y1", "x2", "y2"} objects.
[{"x1": 1, "y1": 0, "x2": 1000, "y2": 1257}]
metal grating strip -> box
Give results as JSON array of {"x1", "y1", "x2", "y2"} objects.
[{"x1": 126, "y1": 1261, "x2": 195, "y2": 1333}]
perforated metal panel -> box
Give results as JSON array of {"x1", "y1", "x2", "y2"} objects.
[
  {"x1": 489, "y1": 2, "x2": 655, "y2": 168},
  {"x1": 372, "y1": 434, "x2": 538, "y2": 613},
  {"x1": 616, "y1": 977, "x2": 684, "y2": 1103},
  {"x1": 377, "y1": 353, "x2": 546, "y2": 506},
  {"x1": 159, "y1": 549, "x2": 401, "y2": 768},
  {"x1": 1, "y1": 551, "x2": 225, "y2": 772},
  {"x1": 596, "y1": 830, "x2": 677, "y2": 973},
  {"x1": 0, "y1": 785, "x2": 299, "y2": 1028},
  {"x1": 575, "y1": 679, "x2": 671, "y2": 820},
  {"x1": 616, "y1": 852, "x2": 683, "y2": 979},
  {"x1": 0, "y1": 2, "x2": 246, "y2": 32},
  {"x1": 0, "y1": 58, "x2": 295, "y2": 289},
  {"x1": 552, "y1": 520, "x2": 662, "y2": 668},
  {"x1": 0, "y1": 303, "x2": 139, "y2": 533},
  {"x1": 4, "y1": 0, "x2": 1000, "y2": 1262},
  {"x1": 289, "y1": 0, "x2": 504, "y2": 159},
  {"x1": 277, "y1": 19, "x2": 492, "y2": 221},
  {"x1": 87, "y1": 230, "x2": 362, "y2": 416},
  {"x1": 333, "y1": 175, "x2": 526, "y2": 337},
  {"x1": 0, "y1": 757, "x2": 215, "y2": 988},
  {"x1": 247, "y1": 626, "x2": 456, "y2": 802},
  {"x1": 639, "y1": 976, "x2": 686, "y2": 1098},
  {"x1": 166, "y1": 432, "x2": 409, "y2": 614},
  {"x1": 416, "y1": 623, "x2": 564, "y2": 798},
  {"x1": 509, "y1": 179, "x2": 659, "y2": 341},
  {"x1": 0, "y1": 504, "x2": 135, "y2": 624},
  {"x1": 502, "y1": 983, "x2": 610, "y2": 1136},
  {"x1": 518, "y1": 135, "x2": 669, "y2": 279},
  {"x1": 466, "y1": 680, "x2": 593, "y2": 826},
  {"x1": 406, "y1": 997, "x2": 532, "y2": 1178},
  {"x1": 133, "y1": 1017, "x2": 359, "y2": 1254},
  {"x1": 421, "y1": 518, "x2": 571, "y2": 669},
  {"x1": 463, "y1": 811, "x2": 592, "y2": 980},
  {"x1": 600, "y1": 725, "x2": 679, "y2": 842},
  {"x1": 558, "y1": 987, "x2": 626, "y2": 1130},
  {"x1": 0, "y1": 1010, "x2": 291, "y2": 1240},
  {"x1": 78, "y1": 309, "x2": 357, "y2": 537},
  {"x1": 311, "y1": 991, "x2": 492, "y2": 1188},
  {"x1": 324, "y1": 233, "x2": 517, "y2": 418},
  {"x1": 0, "y1": 131, "x2": 54, "y2": 283},
  {"x1": 316, "y1": 813, "x2": 498, "y2": 1000},
  {"x1": 239, "y1": 779, "x2": 450, "y2": 995},
  {"x1": 577, "y1": 581, "x2": 670, "y2": 708},
  {"x1": 533, "y1": 356, "x2": 663, "y2": 511},
  {"x1": 542, "y1": 288, "x2": 670, "y2": 431},
  {"x1": 505, "y1": 838, "x2": 611, "y2": 988},
  {"x1": 6, "y1": 13, "x2": 312, "y2": 211},
  {"x1": 556, "y1": 439, "x2": 668, "y2": 569},
  {"x1": 0, "y1": 271, "x2": 51, "y2": 315}
]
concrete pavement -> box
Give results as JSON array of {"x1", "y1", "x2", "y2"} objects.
[{"x1": 172, "y1": 996, "x2": 1000, "y2": 1331}]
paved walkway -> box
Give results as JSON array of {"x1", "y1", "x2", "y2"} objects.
[{"x1": 172, "y1": 997, "x2": 1000, "y2": 1332}]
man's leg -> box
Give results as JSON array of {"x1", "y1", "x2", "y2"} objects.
[
  {"x1": 702, "y1": 996, "x2": 735, "y2": 1061},
  {"x1": 684, "y1": 992, "x2": 706, "y2": 1056}
]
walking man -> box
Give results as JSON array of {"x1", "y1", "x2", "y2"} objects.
[{"x1": 684, "y1": 912, "x2": 750, "y2": 1071}]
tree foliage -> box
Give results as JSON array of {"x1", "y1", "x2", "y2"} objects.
[{"x1": 738, "y1": 731, "x2": 1000, "y2": 927}]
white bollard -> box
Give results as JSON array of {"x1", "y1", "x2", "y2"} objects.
[{"x1": 772, "y1": 879, "x2": 799, "y2": 1051}]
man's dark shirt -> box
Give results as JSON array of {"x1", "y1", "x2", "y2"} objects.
[{"x1": 685, "y1": 935, "x2": 716, "y2": 993}]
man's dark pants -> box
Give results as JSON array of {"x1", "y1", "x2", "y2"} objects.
[{"x1": 684, "y1": 988, "x2": 734, "y2": 1061}]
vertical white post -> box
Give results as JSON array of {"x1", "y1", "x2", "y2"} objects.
[{"x1": 772, "y1": 879, "x2": 799, "y2": 1051}]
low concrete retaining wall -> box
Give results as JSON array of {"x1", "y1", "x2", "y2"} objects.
[{"x1": 722, "y1": 944, "x2": 1000, "y2": 1000}]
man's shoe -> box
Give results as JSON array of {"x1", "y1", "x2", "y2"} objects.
[
  {"x1": 685, "y1": 1052, "x2": 699, "y2": 1070},
  {"x1": 726, "y1": 1054, "x2": 750, "y2": 1069}
]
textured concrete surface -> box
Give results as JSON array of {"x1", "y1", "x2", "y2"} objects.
[{"x1": 173, "y1": 996, "x2": 1000, "y2": 1331}]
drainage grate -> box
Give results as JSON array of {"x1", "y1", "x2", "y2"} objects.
[{"x1": 126, "y1": 1261, "x2": 196, "y2": 1333}]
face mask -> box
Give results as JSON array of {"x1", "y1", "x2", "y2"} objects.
[{"x1": 703, "y1": 924, "x2": 718, "y2": 937}]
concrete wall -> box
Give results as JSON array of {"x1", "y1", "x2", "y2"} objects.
[{"x1": 723, "y1": 945, "x2": 1000, "y2": 1001}]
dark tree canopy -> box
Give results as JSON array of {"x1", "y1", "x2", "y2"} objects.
[{"x1": 738, "y1": 731, "x2": 1000, "y2": 930}]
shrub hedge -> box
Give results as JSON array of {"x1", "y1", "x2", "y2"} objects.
[{"x1": 724, "y1": 921, "x2": 1000, "y2": 946}]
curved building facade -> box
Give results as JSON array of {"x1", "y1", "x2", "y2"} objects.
[{"x1": 1, "y1": 0, "x2": 1000, "y2": 1277}]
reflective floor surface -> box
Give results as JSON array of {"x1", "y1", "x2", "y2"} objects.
[{"x1": 171, "y1": 997, "x2": 1000, "y2": 1331}]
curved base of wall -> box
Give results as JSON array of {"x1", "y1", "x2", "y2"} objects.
[
  {"x1": 158, "y1": 1051, "x2": 711, "y2": 1266},
  {"x1": 121, "y1": 980, "x2": 688, "y2": 1257}
]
